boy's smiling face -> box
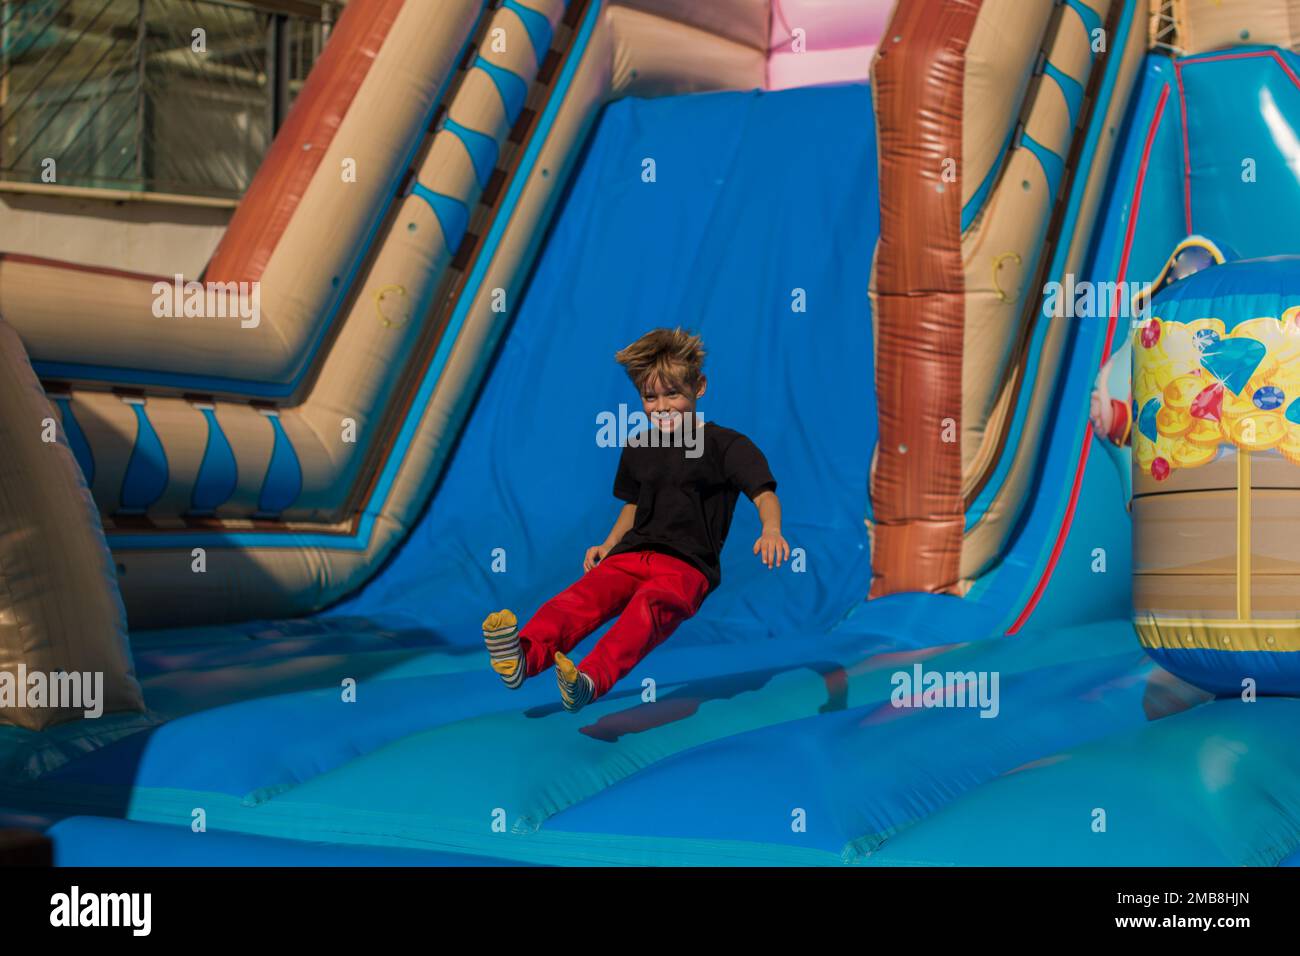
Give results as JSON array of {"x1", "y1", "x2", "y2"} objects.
[{"x1": 640, "y1": 372, "x2": 706, "y2": 433}]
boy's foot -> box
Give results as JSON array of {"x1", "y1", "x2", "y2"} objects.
[
  {"x1": 554, "y1": 651, "x2": 596, "y2": 713},
  {"x1": 483, "y1": 610, "x2": 525, "y2": 689}
]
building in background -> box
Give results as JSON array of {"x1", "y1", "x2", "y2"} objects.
[{"x1": 0, "y1": 0, "x2": 345, "y2": 199}]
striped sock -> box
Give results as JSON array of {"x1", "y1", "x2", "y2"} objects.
[
  {"x1": 482, "y1": 610, "x2": 525, "y2": 690},
  {"x1": 554, "y1": 651, "x2": 595, "y2": 713}
]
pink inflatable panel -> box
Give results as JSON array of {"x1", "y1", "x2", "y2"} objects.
[{"x1": 767, "y1": 0, "x2": 894, "y2": 90}]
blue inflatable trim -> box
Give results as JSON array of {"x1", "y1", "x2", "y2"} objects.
[
  {"x1": 1021, "y1": 130, "x2": 1066, "y2": 199},
  {"x1": 191, "y1": 407, "x2": 238, "y2": 514},
  {"x1": 443, "y1": 115, "x2": 500, "y2": 188},
  {"x1": 412, "y1": 182, "x2": 471, "y2": 252},
  {"x1": 118, "y1": 401, "x2": 168, "y2": 513},
  {"x1": 256, "y1": 413, "x2": 302, "y2": 516},
  {"x1": 1044, "y1": 60, "x2": 1085, "y2": 124},
  {"x1": 504, "y1": 0, "x2": 553, "y2": 64},
  {"x1": 474, "y1": 55, "x2": 528, "y2": 125}
]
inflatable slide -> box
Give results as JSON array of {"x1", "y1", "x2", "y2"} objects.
[{"x1": 2, "y1": 0, "x2": 1300, "y2": 867}]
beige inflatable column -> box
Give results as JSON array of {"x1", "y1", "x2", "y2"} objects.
[{"x1": 0, "y1": 320, "x2": 144, "y2": 730}]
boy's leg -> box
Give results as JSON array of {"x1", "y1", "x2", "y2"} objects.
[
  {"x1": 482, "y1": 610, "x2": 527, "y2": 688},
  {"x1": 554, "y1": 651, "x2": 596, "y2": 712},
  {"x1": 517, "y1": 553, "x2": 644, "y2": 680},
  {"x1": 575, "y1": 552, "x2": 709, "y2": 700}
]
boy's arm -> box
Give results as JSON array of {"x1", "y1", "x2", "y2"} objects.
[
  {"x1": 585, "y1": 503, "x2": 636, "y2": 571},
  {"x1": 751, "y1": 490, "x2": 790, "y2": 569},
  {"x1": 604, "y1": 503, "x2": 636, "y2": 548},
  {"x1": 721, "y1": 435, "x2": 787, "y2": 569}
]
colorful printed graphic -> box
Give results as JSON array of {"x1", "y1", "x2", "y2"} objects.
[{"x1": 1132, "y1": 306, "x2": 1300, "y2": 479}]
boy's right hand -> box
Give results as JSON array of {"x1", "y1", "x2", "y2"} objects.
[{"x1": 584, "y1": 544, "x2": 612, "y2": 572}]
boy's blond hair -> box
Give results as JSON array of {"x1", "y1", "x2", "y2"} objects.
[{"x1": 614, "y1": 327, "x2": 706, "y2": 393}]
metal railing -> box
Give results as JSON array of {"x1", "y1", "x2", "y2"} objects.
[{"x1": 0, "y1": 0, "x2": 340, "y2": 199}]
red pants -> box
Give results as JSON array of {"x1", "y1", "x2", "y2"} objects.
[{"x1": 520, "y1": 550, "x2": 710, "y2": 698}]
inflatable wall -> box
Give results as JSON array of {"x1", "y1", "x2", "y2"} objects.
[
  {"x1": 0, "y1": 321, "x2": 143, "y2": 730},
  {"x1": 767, "y1": 0, "x2": 889, "y2": 89},
  {"x1": 869, "y1": 0, "x2": 1147, "y2": 594}
]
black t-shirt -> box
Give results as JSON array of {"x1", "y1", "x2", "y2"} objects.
[{"x1": 605, "y1": 422, "x2": 776, "y2": 593}]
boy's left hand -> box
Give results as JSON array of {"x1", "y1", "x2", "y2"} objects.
[{"x1": 753, "y1": 529, "x2": 790, "y2": 569}]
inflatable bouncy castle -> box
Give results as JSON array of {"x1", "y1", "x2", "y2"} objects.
[{"x1": 3, "y1": 0, "x2": 1300, "y2": 869}]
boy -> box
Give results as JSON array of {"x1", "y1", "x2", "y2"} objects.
[{"x1": 482, "y1": 328, "x2": 788, "y2": 712}]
